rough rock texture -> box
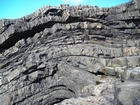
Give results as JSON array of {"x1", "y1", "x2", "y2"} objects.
[
  {"x1": 0, "y1": 0, "x2": 140, "y2": 105},
  {"x1": 114, "y1": 67, "x2": 140, "y2": 105}
]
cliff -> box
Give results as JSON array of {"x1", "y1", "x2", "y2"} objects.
[{"x1": 0, "y1": 0, "x2": 140, "y2": 105}]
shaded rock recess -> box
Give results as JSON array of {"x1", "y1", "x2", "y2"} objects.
[{"x1": 0, "y1": 0, "x2": 140, "y2": 105}]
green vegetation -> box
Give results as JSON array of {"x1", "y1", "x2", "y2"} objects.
[
  {"x1": 122, "y1": 67, "x2": 127, "y2": 71},
  {"x1": 114, "y1": 76, "x2": 117, "y2": 80},
  {"x1": 95, "y1": 81, "x2": 102, "y2": 85},
  {"x1": 100, "y1": 75, "x2": 106, "y2": 79}
]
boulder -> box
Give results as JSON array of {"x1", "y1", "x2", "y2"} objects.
[{"x1": 114, "y1": 80, "x2": 140, "y2": 105}]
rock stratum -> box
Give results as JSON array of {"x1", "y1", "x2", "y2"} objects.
[{"x1": 0, "y1": 0, "x2": 140, "y2": 105}]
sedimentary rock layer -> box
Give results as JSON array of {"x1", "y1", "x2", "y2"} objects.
[{"x1": 0, "y1": 0, "x2": 140, "y2": 105}]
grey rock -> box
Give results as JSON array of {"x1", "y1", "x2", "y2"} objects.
[
  {"x1": 28, "y1": 70, "x2": 45, "y2": 82},
  {"x1": 134, "y1": 98, "x2": 140, "y2": 105},
  {"x1": 115, "y1": 67, "x2": 124, "y2": 78},
  {"x1": 0, "y1": 0, "x2": 140, "y2": 104},
  {"x1": 121, "y1": 68, "x2": 132, "y2": 82},
  {"x1": 57, "y1": 76, "x2": 115, "y2": 105},
  {"x1": 114, "y1": 80, "x2": 140, "y2": 105},
  {"x1": 104, "y1": 67, "x2": 116, "y2": 76},
  {"x1": 6, "y1": 69, "x2": 20, "y2": 82},
  {"x1": 56, "y1": 96, "x2": 113, "y2": 105},
  {"x1": 130, "y1": 67, "x2": 140, "y2": 80},
  {"x1": 121, "y1": 67, "x2": 140, "y2": 82}
]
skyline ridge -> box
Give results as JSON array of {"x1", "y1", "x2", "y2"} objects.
[{"x1": 0, "y1": 0, "x2": 130, "y2": 19}]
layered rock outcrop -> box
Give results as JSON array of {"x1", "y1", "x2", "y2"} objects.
[{"x1": 0, "y1": 0, "x2": 140, "y2": 105}]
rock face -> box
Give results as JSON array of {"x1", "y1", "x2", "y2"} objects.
[{"x1": 0, "y1": 0, "x2": 140, "y2": 105}]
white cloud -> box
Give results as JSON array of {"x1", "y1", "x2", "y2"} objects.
[{"x1": 62, "y1": 0, "x2": 84, "y2": 5}]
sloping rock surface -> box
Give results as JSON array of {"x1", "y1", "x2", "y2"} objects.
[{"x1": 0, "y1": 0, "x2": 140, "y2": 105}]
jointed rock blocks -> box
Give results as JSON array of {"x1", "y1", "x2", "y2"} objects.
[{"x1": 0, "y1": 0, "x2": 140, "y2": 105}]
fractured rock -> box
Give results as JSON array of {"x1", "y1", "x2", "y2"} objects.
[{"x1": 0, "y1": 0, "x2": 140, "y2": 105}]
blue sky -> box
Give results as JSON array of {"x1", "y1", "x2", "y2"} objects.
[{"x1": 0, "y1": 0, "x2": 130, "y2": 19}]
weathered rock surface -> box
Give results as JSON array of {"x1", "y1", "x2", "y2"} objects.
[
  {"x1": 114, "y1": 80, "x2": 140, "y2": 105},
  {"x1": 0, "y1": 0, "x2": 140, "y2": 105},
  {"x1": 57, "y1": 76, "x2": 115, "y2": 105}
]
